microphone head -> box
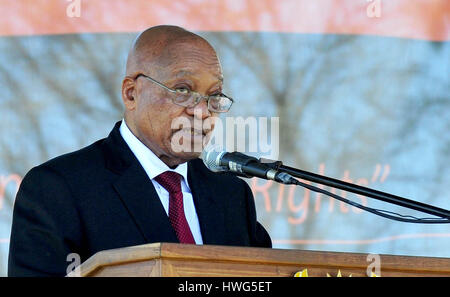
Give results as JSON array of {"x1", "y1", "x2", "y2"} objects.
[{"x1": 200, "y1": 145, "x2": 227, "y2": 172}]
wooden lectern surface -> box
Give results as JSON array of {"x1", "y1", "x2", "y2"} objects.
[{"x1": 69, "y1": 243, "x2": 450, "y2": 277}]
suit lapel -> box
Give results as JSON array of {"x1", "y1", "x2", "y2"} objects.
[
  {"x1": 113, "y1": 161, "x2": 178, "y2": 244},
  {"x1": 103, "y1": 121, "x2": 178, "y2": 244},
  {"x1": 188, "y1": 161, "x2": 226, "y2": 245}
]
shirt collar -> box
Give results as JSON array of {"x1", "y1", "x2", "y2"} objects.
[{"x1": 119, "y1": 120, "x2": 189, "y2": 183}]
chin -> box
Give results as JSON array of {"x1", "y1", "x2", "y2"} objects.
[
  {"x1": 165, "y1": 151, "x2": 201, "y2": 167},
  {"x1": 179, "y1": 150, "x2": 202, "y2": 160}
]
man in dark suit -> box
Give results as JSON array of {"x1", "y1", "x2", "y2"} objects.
[{"x1": 8, "y1": 25, "x2": 271, "y2": 276}]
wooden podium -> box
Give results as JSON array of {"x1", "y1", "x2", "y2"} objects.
[{"x1": 68, "y1": 242, "x2": 450, "y2": 277}]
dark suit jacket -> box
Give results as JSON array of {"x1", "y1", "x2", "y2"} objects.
[{"x1": 8, "y1": 121, "x2": 271, "y2": 276}]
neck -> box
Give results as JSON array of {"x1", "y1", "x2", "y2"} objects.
[{"x1": 158, "y1": 155, "x2": 184, "y2": 169}]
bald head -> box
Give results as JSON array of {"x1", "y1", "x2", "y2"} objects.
[{"x1": 125, "y1": 25, "x2": 217, "y2": 77}]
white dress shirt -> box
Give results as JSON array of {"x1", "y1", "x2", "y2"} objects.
[{"x1": 119, "y1": 120, "x2": 203, "y2": 244}]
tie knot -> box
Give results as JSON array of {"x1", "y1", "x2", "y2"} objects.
[{"x1": 154, "y1": 171, "x2": 182, "y2": 194}]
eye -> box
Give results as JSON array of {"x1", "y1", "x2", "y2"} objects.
[
  {"x1": 173, "y1": 84, "x2": 192, "y2": 94},
  {"x1": 174, "y1": 87, "x2": 189, "y2": 94},
  {"x1": 210, "y1": 90, "x2": 224, "y2": 97}
]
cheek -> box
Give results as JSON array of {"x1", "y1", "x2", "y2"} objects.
[
  {"x1": 153, "y1": 104, "x2": 187, "y2": 141},
  {"x1": 134, "y1": 98, "x2": 164, "y2": 139},
  {"x1": 202, "y1": 114, "x2": 218, "y2": 133},
  {"x1": 135, "y1": 89, "x2": 187, "y2": 141}
]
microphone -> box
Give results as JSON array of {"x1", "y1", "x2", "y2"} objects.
[{"x1": 200, "y1": 147, "x2": 298, "y2": 185}]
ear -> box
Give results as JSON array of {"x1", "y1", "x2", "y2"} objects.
[{"x1": 121, "y1": 77, "x2": 137, "y2": 111}]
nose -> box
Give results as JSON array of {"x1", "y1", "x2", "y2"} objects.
[{"x1": 186, "y1": 96, "x2": 211, "y2": 120}]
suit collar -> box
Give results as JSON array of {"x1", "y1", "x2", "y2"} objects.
[{"x1": 102, "y1": 121, "x2": 135, "y2": 174}]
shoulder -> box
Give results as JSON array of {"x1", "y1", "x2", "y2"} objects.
[
  {"x1": 18, "y1": 138, "x2": 111, "y2": 201},
  {"x1": 32, "y1": 138, "x2": 107, "y2": 179}
]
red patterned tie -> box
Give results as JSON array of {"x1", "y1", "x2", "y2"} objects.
[{"x1": 154, "y1": 171, "x2": 195, "y2": 244}]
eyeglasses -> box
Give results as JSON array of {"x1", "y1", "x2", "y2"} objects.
[{"x1": 135, "y1": 73, "x2": 234, "y2": 113}]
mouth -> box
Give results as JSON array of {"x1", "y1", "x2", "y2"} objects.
[
  {"x1": 173, "y1": 128, "x2": 211, "y2": 143},
  {"x1": 179, "y1": 128, "x2": 206, "y2": 137},
  {"x1": 171, "y1": 128, "x2": 210, "y2": 154}
]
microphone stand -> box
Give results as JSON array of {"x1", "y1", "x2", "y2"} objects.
[{"x1": 261, "y1": 160, "x2": 450, "y2": 220}]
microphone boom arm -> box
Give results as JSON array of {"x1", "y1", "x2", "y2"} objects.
[{"x1": 260, "y1": 159, "x2": 450, "y2": 220}]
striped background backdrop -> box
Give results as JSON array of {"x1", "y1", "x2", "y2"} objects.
[{"x1": 0, "y1": 0, "x2": 449, "y2": 276}]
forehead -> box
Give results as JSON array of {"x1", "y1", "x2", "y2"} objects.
[
  {"x1": 158, "y1": 39, "x2": 222, "y2": 78},
  {"x1": 172, "y1": 69, "x2": 223, "y2": 82}
]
